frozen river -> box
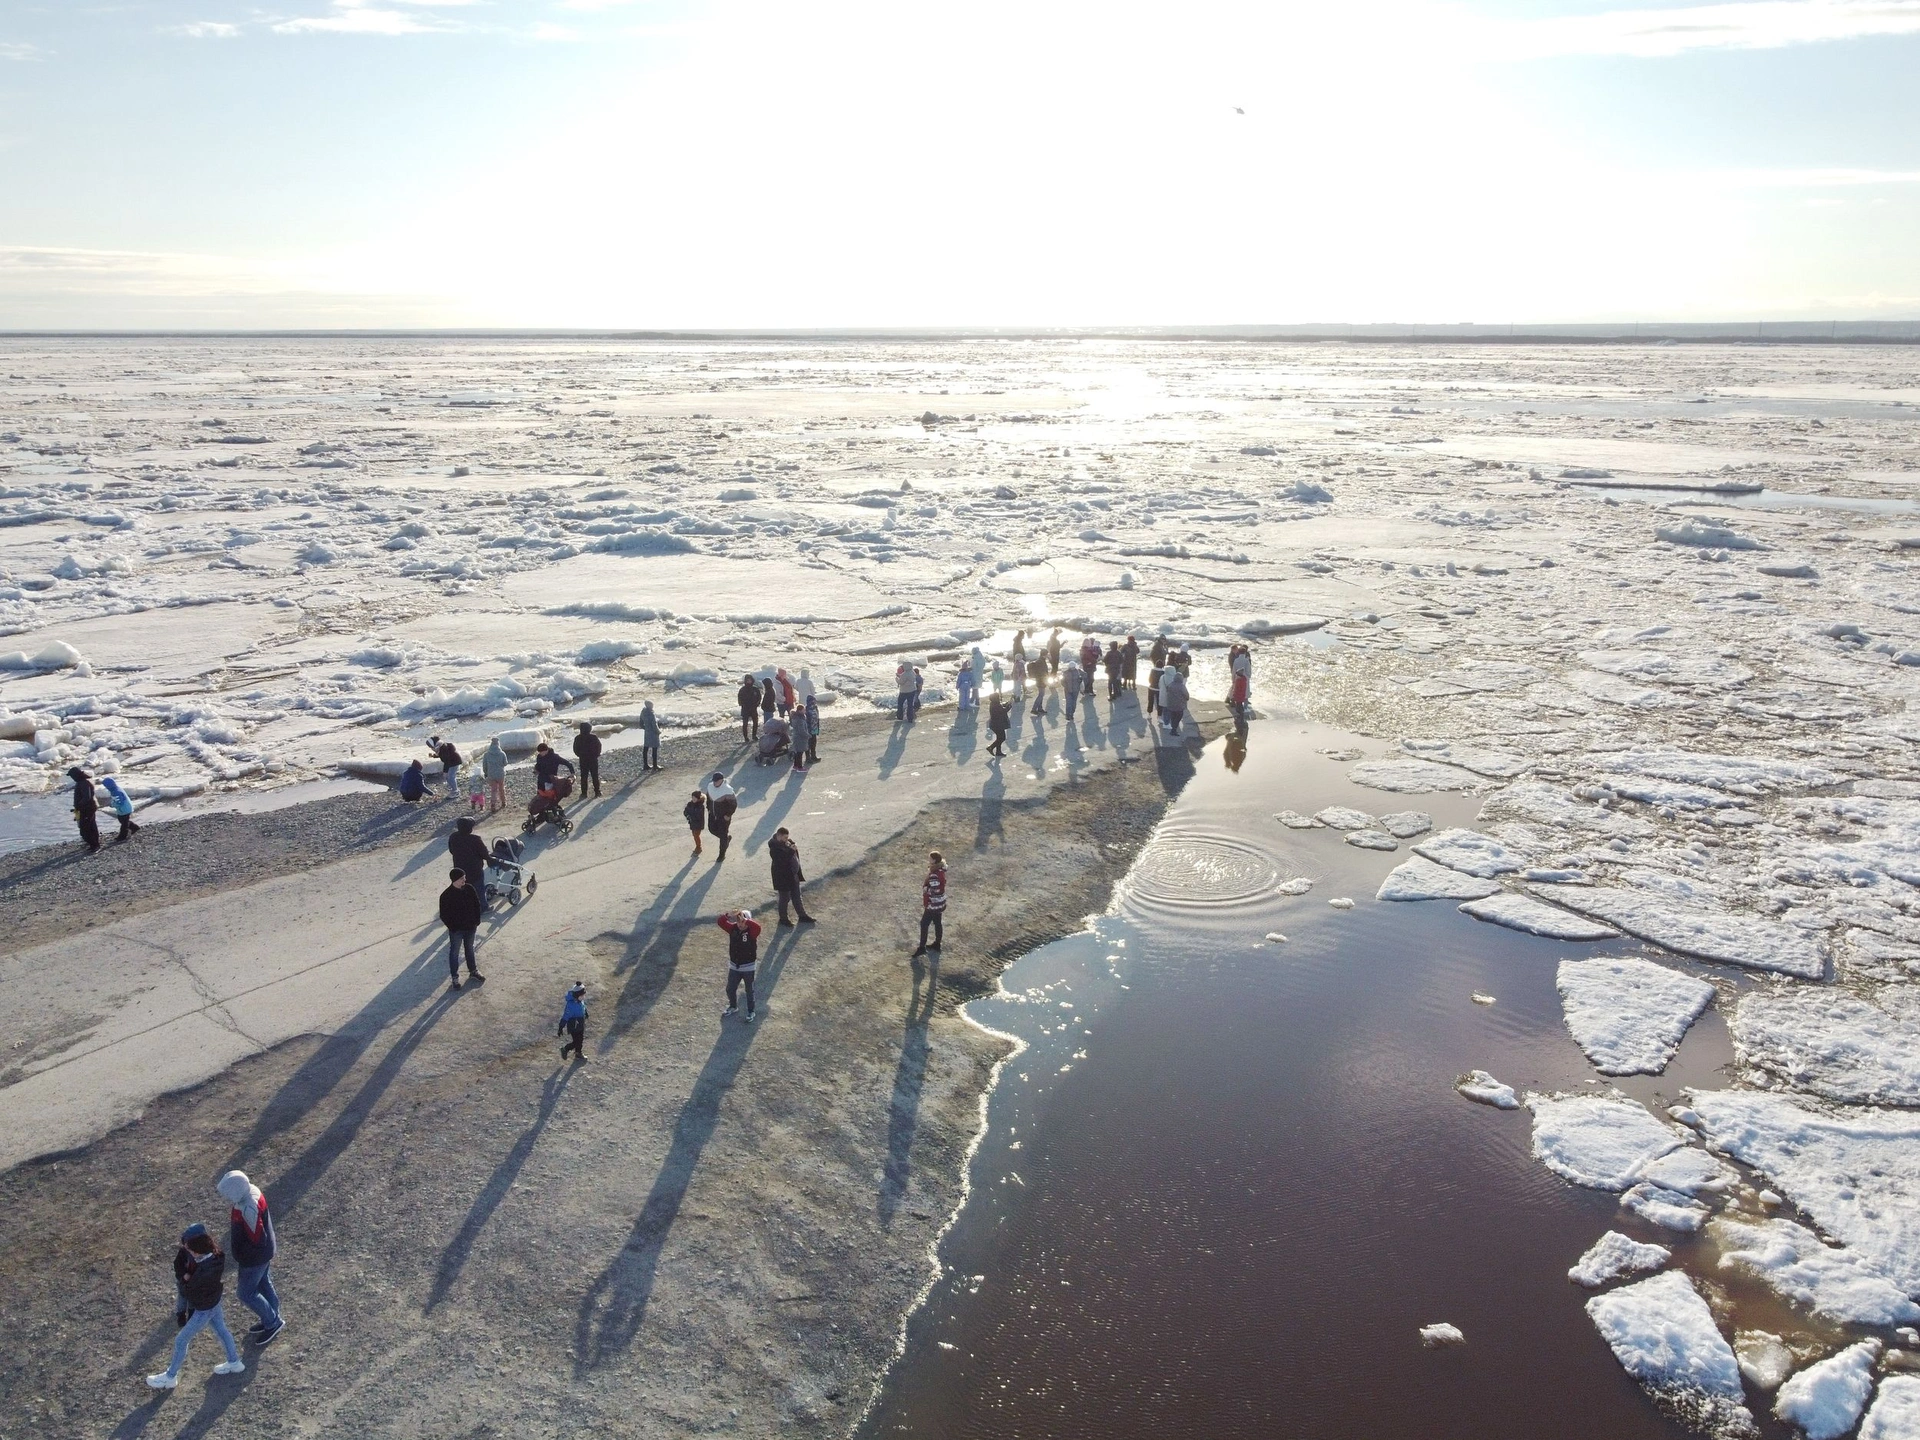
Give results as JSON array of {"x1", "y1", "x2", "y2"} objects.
[{"x1": 4, "y1": 336, "x2": 1920, "y2": 1434}]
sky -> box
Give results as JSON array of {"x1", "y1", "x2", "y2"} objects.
[{"x1": 0, "y1": 0, "x2": 1917, "y2": 328}]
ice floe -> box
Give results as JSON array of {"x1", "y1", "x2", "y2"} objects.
[
  {"x1": 1456, "y1": 1070, "x2": 1519, "y2": 1109},
  {"x1": 1585, "y1": 1271, "x2": 1756, "y2": 1439},
  {"x1": 1569, "y1": 1230, "x2": 1670, "y2": 1287},
  {"x1": 1378, "y1": 810, "x2": 1433, "y2": 838},
  {"x1": 1348, "y1": 758, "x2": 1488, "y2": 793},
  {"x1": 1418, "y1": 1322, "x2": 1466, "y2": 1347},
  {"x1": 1344, "y1": 830, "x2": 1398, "y2": 851},
  {"x1": 1376, "y1": 856, "x2": 1502, "y2": 902},
  {"x1": 1557, "y1": 956, "x2": 1715, "y2": 1076},
  {"x1": 1530, "y1": 884, "x2": 1826, "y2": 979},
  {"x1": 1774, "y1": 1341, "x2": 1880, "y2": 1440},
  {"x1": 1734, "y1": 1332, "x2": 1797, "y2": 1392},
  {"x1": 1732, "y1": 986, "x2": 1920, "y2": 1106},
  {"x1": 1711, "y1": 1218, "x2": 1920, "y2": 1326},
  {"x1": 1861, "y1": 1375, "x2": 1920, "y2": 1440},
  {"x1": 1459, "y1": 892, "x2": 1619, "y2": 939},
  {"x1": 1313, "y1": 805, "x2": 1374, "y2": 830},
  {"x1": 1620, "y1": 1181, "x2": 1711, "y2": 1232},
  {"x1": 1527, "y1": 1094, "x2": 1686, "y2": 1191},
  {"x1": 1414, "y1": 827, "x2": 1527, "y2": 878}
]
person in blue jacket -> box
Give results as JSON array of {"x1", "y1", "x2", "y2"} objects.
[
  {"x1": 558, "y1": 982, "x2": 588, "y2": 1062},
  {"x1": 398, "y1": 759, "x2": 427, "y2": 803},
  {"x1": 100, "y1": 775, "x2": 140, "y2": 842}
]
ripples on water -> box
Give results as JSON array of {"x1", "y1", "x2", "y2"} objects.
[{"x1": 861, "y1": 718, "x2": 1764, "y2": 1440}]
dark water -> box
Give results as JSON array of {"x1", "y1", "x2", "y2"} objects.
[{"x1": 860, "y1": 718, "x2": 1776, "y2": 1440}]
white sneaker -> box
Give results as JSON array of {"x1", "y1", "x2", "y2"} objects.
[
  {"x1": 213, "y1": 1360, "x2": 246, "y2": 1376},
  {"x1": 743, "y1": 1011, "x2": 756, "y2": 1023},
  {"x1": 721, "y1": 1006, "x2": 736, "y2": 1017},
  {"x1": 146, "y1": 1373, "x2": 178, "y2": 1389}
]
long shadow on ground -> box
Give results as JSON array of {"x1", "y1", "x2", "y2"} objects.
[
  {"x1": 572, "y1": 927, "x2": 799, "y2": 1371},
  {"x1": 877, "y1": 954, "x2": 940, "y2": 1229}
]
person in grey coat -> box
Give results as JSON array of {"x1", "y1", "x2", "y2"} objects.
[
  {"x1": 481, "y1": 737, "x2": 508, "y2": 814},
  {"x1": 1160, "y1": 667, "x2": 1190, "y2": 736},
  {"x1": 639, "y1": 700, "x2": 661, "y2": 771}
]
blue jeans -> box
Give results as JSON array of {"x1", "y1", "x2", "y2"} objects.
[
  {"x1": 896, "y1": 693, "x2": 911, "y2": 720},
  {"x1": 166, "y1": 1306, "x2": 239, "y2": 1378},
  {"x1": 237, "y1": 1263, "x2": 282, "y2": 1329},
  {"x1": 444, "y1": 764, "x2": 461, "y2": 798}
]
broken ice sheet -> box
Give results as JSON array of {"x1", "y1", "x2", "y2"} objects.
[
  {"x1": 1585, "y1": 1271, "x2": 1756, "y2": 1439},
  {"x1": 1530, "y1": 884, "x2": 1826, "y2": 979},
  {"x1": 1710, "y1": 1217, "x2": 1920, "y2": 1327},
  {"x1": 1774, "y1": 1340, "x2": 1880, "y2": 1440},
  {"x1": 1526, "y1": 1094, "x2": 1685, "y2": 1191},
  {"x1": 1732, "y1": 985, "x2": 1920, "y2": 1106},
  {"x1": 1568, "y1": 1230, "x2": 1670, "y2": 1288},
  {"x1": 1456, "y1": 1070, "x2": 1518, "y2": 1108},
  {"x1": 1459, "y1": 891, "x2": 1618, "y2": 940},
  {"x1": 1377, "y1": 856, "x2": 1501, "y2": 902},
  {"x1": 1557, "y1": 956, "x2": 1714, "y2": 1076},
  {"x1": 1414, "y1": 827, "x2": 1527, "y2": 878}
]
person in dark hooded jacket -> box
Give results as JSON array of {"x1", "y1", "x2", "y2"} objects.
[
  {"x1": 737, "y1": 676, "x2": 761, "y2": 742},
  {"x1": 572, "y1": 722, "x2": 603, "y2": 798},
  {"x1": 147, "y1": 1223, "x2": 243, "y2": 1388},
  {"x1": 449, "y1": 817, "x2": 490, "y2": 902},
  {"x1": 68, "y1": 767, "x2": 102, "y2": 852},
  {"x1": 439, "y1": 868, "x2": 484, "y2": 989},
  {"x1": 768, "y1": 826, "x2": 814, "y2": 925},
  {"x1": 398, "y1": 759, "x2": 428, "y2": 803}
]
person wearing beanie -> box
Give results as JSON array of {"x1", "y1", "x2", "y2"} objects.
[
  {"x1": 572, "y1": 721, "x2": 603, "y2": 799},
  {"x1": 558, "y1": 982, "x2": 589, "y2": 1061},
  {"x1": 717, "y1": 909, "x2": 762, "y2": 1021},
  {"x1": 439, "y1": 868, "x2": 484, "y2": 989},
  {"x1": 217, "y1": 1170, "x2": 284, "y2": 1344},
  {"x1": 147, "y1": 1223, "x2": 243, "y2": 1389},
  {"x1": 703, "y1": 771, "x2": 737, "y2": 861},
  {"x1": 68, "y1": 766, "x2": 101, "y2": 853}
]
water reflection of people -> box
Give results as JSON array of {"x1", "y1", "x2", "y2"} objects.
[{"x1": 1224, "y1": 728, "x2": 1248, "y2": 773}]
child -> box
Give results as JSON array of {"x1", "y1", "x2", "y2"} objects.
[
  {"x1": 558, "y1": 982, "x2": 588, "y2": 1062},
  {"x1": 467, "y1": 763, "x2": 486, "y2": 813},
  {"x1": 100, "y1": 775, "x2": 140, "y2": 841},
  {"x1": 147, "y1": 1223, "x2": 244, "y2": 1389},
  {"x1": 717, "y1": 909, "x2": 761, "y2": 1022},
  {"x1": 684, "y1": 790, "x2": 708, "y2": 856}
]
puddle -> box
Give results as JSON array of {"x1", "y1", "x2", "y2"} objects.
[
  {"x1": 860, "y1": 718, "x2": 1790, "y2": 1440},
  {"x1": 0, "y1": 774, "x2": 384, "y2": 856}
]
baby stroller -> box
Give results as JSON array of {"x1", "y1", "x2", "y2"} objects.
[
  {"x1": 485, "y1": 836, "x2": 537, "y2": 906},
  {"x1": 523, "y1": 775, "x2": 575, "y2": 836},
  {"x1": 755, "y1": 714, "x2": 791, "y2": 765}
]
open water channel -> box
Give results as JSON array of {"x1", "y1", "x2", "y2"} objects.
[{"x1": 860, "y1": 716, "x2": 1784, "y2": 1440}]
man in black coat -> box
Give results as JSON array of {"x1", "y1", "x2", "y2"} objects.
[
  {"x1": 572, "y1": 722, "x2": 603, "y2": 798},
  {"x1": 769, "y1": 826, "x2": 815, "y2": 925},
  {"x1": 439, "y1": 868, "x2": 484, "y2": 989},
  {"x1": 736, "y1": 676, "x2": 761, "y2": 742},
  {"x1": 449, "y1": 817, "x2": 490, "y2": 903}
]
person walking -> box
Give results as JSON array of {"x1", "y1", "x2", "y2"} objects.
[
  {"x1": 572, "y1": 722, "x2": 603, "y2": 799},
  {"x1": 1027, "y1": 655, "x2": 1048, "y2": 717},
  {"x1": 1061, "y1": 657, "x2": 1082, "y2": 721},
  {"x1": 717, "y1": 909, "x2": 761, "y2": 1021},
  {"x1": 1103, "y1": 641, "x2": 1123, "y2": 700},
  {"x1": 760, "y1": 676, "x2": 777, "y2": 727},
  {"x1": 216, "y1": 1170, "x2": 284, "y2": 1346},
  {"x1": 769, "y1": 826, "x2": 814, "y2": 924},
  {"x1": 737, "y1": 675, "x2": 761, "y2": 742},
  {"x1": 704, "y1": 771, "x2": 737, "y2": 861},
  {"x1": 100, "y1": 774, "x2": 140, "y2": 842},
  {"x1": 439, "y1": 868, "x2": 484, "y2": 989},
  {"x1": 449, "y1": 816, "x2": 490, "y2": 903},
  {"x1": 803, "y1": 692, "x2": 820, "y2": 763},
  {"x1": 1161, "y1": 665, "x2": 1190, "y2": 736},
  {"x1": 1121, "y1": 634, "x2": 1139, "y2": 692},
  {"x1": 1045, "y1": 628, "x2": 1063, "y2": 675},
  {"x1": 147, "y1": 1223, "x2": 244, "y2": 1389},
  {"x1": 1010, "y1": 631, "x2": 1028, "y2": 701},
  {"x1": 69, "y1": 766, "x2": 102, "y2": 852},
  {"x1": 684, "y1": 789, "x2": 708, "y2": 856},
  {"x1": 987, "y1": 693, "x2": 1010, "y2": 756},
  {"x1": 558, "y1": 981, "x2": 589, "y2": 1062},
  {"x1": 482, "y1": 736, "x2": 508, "y2": 813},
  {"x1": 911, "y1": 852, "x2": 948, "y2": 957},
  {"x1": 428, "y1": 736, "x2": 463, "y2": 800},
  {"x1": 638, "y1": 700, "x2": 661, "y2": 771}
]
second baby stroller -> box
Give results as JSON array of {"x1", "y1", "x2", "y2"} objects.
[
  {"x1": 486, "y1": 836, "x2": 537, "y2": 906},
  {"x1": 523, "y1": 774, "x2": 575, "y2": 836}
]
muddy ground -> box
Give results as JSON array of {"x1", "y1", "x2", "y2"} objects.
[{"x1": 0, "y1": 718, "x2": 1218, "y2": 1440}]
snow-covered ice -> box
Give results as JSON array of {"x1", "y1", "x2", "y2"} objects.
[
  {"x1": 1419, "y1": 1322, "x2": 1466, "y2": 1347},
  {"x1": 1313, "y1": 805, "x2": 1374, "y2": 830},
  {"x1": 1344, "y1": 829, "x2": 1398, "y2": 851},
  {"x1": 1711, "y1": 1217, "x2": 1920, "y2": 1326},
  {"x1": 1376, "y1": 856, "x2": 1503, "y2": 902},
  {"x1": 1459, "y1": 891, "x2": 1619, "y2": 940},
  {"x1": 1733, "y1": 986, "x2": 1920, "y2": 1106},
  {"x1": 1774, "y1": 1341, "x2": 1880, "y2": 1440},
  {"x1": 1569, "y1": 1230, "x2": 1670, "y2": 1288},
  {"x1": 1527, "y1": 1094, "x2": 1686, "y2": 1191},
  {"x1": 1530, "y1": 884, "x2": 1827, "y2": 979},
  {"x1": 1456, "y1": 1070, "x2": 1519, "y2": 1109},
  {"x1": 1378, "y1": 810, "x2": 1433, "y2": 838},
  {"x1": 1348, "y1": 758, "x2": 1489, "y2": 793},
  {"x1": 1585, "y1": 1271, "x2": 1756, "y2": 1439},
  {"x1": 1861, "y1": 1375, "x2": 1920, "y2": 1440},
  {"x1": 1413, "y1": 827, "x2": 1528, "y2": 878},
  {"x1": 1620, "y1": 1181, "x2": 1711, "y2": 1232},
  {"x1": 1557, "y1": 956, "x2": 1715, "y2": 1076}
]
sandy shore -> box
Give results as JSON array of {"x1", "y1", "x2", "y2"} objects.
[{"x1": 0, "y1": 699, "x2": 1224, "y2": 1439}]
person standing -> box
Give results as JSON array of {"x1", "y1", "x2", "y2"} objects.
[
  {"x1": 684, "y1": 789, "x2": 708, "y2": 856},
  {"x1": 1121, "y1": 634, "x2": 1140, "y2": 692},
  {"x1": 216, "y1": 1170, "x2": 284, "y2": 1346},
  {"x1": 704, "y1": 771, "x2": 737, "y2": 861},
  {"x1": 955, "y1": 658, "x2": 976, "y2": 712},
  {"x1": 1147, "y1": 635, "x2": 1168, "y2": 716},
  {"x1": 1010, "y1": 631, "x2": 1028, "y2": 701},
  {"x1": 558, "y1": 981, "x2": 589, "y2": 1062},
  {"x1": 147, "y1": 1223, "x2": 244, "y2": 1389},
  {"x1": 1103, "y1": 641, "x2": 1123, "y2": 700},
  {"x1": 1061, "y1": 657, "x2": 1082, "y2": 721},
  {"x1": 769, "y1": 826, "x2": 814, "y2": 924},
  {"x1": 1078, "y1": 634, "x2": 1100, "y2": 692},
  {"x1": 737, "y1": 675, "x2": 761, "y2": 742},
  {"x1": 68, "y1": 766, "x2": 101, "y2": 853},
  {"x1": 803, "y1": 692, "x2": 820, "y2": 763},
  {"x1": 428, "y1": 736, "x2": 463, "y2": 800},
  {"x1": 717, "y1": 909, "x2": 761, "y2": 1021},
  {"x1": 776, "y1": 668, "x2": 796, "y2": 718},
  {"x1": 449, "y1": 816, "x2": 490, "y2": 902},
  {"x1": 911, "y1": 852, "x2": 948, "y2": 957},
  {"x1": 760, "y1": 677, "x2": 777, "y2": 727},
  {"x1": 894, "y1": 661, "x2": 915, "y2": 722},
  {"x1": 989, "y1": 658, "x2": 1005, "y2": 697},
  {"x1": 1161, "y1": 665, "x2": 1190, "y2": 736},
  {"x1": 910, "y1": 665, "x2": 926, "y2": 721},
  {"x1": 100, "y1": 774, "x2": 139, "y2": 842},
  {"x1": 572, "y1": 722, "x2": 603, "y2": 799},
  {"x1": 1028, "y1": 655, "x2": 1048, "y2": 717},
  {"x1": 987, "y1": 693, "x2": 1010, "y2": 756},
  {"x1": 439, "y1": 868, "x2": 484, "y2": 989},
  {"x1": 1046, "y1": 628, "x2": 1063, "y2": 675},
  {"x1": 639, "y1": 700, "x2": 661, "y2": 771},
  {"x1": 481, "y1": 736, "x2": 508, "y2": 813}
]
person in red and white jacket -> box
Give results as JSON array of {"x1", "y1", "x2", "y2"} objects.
[
  {"x1": 912, "y1": 851, "x2": 948, "y2": 957},
  {"x1": 217, "y1": 1169, "x2": 285, "y2": 1346},
  {"x1": 718, "y1": 909, "x2": 762, "y2": 1021}
]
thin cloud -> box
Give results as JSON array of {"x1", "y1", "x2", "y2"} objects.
[
  {"x1": 0, "y1": 40, "x2": 42, "y2": 60},
  {"x1": 1512, "y1": 0, "x2": 1920, "y2": 59},
  {"x1": 169, "y1": 21, "x2": 242, "y2": 38},
  {"x1": 272, "y1": 2, "x2": 453, "y2": 35},
  {"x1": 1711, "y1": 166, "x2": 1920, "y2": 186}
]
